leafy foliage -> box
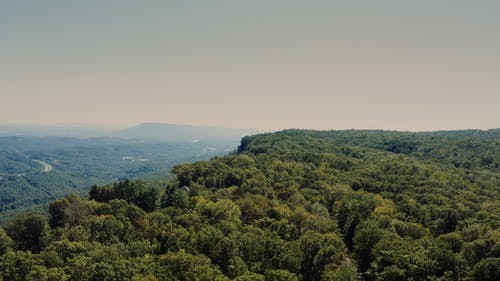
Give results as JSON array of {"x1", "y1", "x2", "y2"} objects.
[{"x1": 0, "y1": 129, "x2": 498, "y2": 280}]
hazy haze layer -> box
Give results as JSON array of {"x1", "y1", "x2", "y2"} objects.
[{"x1": 1, "y1": 1, "x2": 499, "y2": 131}]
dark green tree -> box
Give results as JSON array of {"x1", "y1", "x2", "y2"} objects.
[{"x1": 4, "y1": 214, "x2": 50, "y2": 253}]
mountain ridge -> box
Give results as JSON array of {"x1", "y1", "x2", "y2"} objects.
[{"x1": 0, "y1": 123, "x2": 265, "y2": 142}]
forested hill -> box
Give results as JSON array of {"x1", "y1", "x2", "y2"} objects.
[{"x1": 0, "y1": 130, "x2": 499, "y2": 281}]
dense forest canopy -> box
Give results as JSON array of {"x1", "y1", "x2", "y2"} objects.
[{"x1": 0, "y1": 129, "x2": 498, "y2": 281}]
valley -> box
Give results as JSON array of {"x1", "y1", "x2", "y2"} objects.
[{"x1": 0, "y1": 123, "x2": 259, "y2": 221}]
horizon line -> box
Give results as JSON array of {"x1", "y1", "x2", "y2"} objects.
[{"x1": 0, "y1": 121, "x2": 498, "y2": 134}]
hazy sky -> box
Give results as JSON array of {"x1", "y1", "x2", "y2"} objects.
[{"x1": 1, "y1": 1, "x2": 499, "y2": 131}]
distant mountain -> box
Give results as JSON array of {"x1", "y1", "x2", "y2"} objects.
[
  {"x1": 0, "y1": 124, "x2": 113, "y2": 138},
  {"x1": 115, "y1": 123, "x2": 263, "y2": 142},
  {"x1": 0, "y1": 123, "x2": 265, "y2": 143}
]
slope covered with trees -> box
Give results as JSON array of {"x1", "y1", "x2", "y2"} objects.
[{"x1": 0, "y1": 129, "x2": 498, "y2": 281}]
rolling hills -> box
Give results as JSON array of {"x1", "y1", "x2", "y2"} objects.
[
  {"x1": 0, "y1": 123, "x2": 261, "y2": 221},
  {"x1": 0, "y1": 129, "x2": 498, "y2": 280}
]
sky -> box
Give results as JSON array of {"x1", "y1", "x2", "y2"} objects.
[{"x1": 1, "y1": 0, "x2": 499, "y2": 131}]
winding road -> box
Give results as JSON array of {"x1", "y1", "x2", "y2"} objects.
[{"x1": 33, "y1": 159, "x2": 53, "y2": 172}]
